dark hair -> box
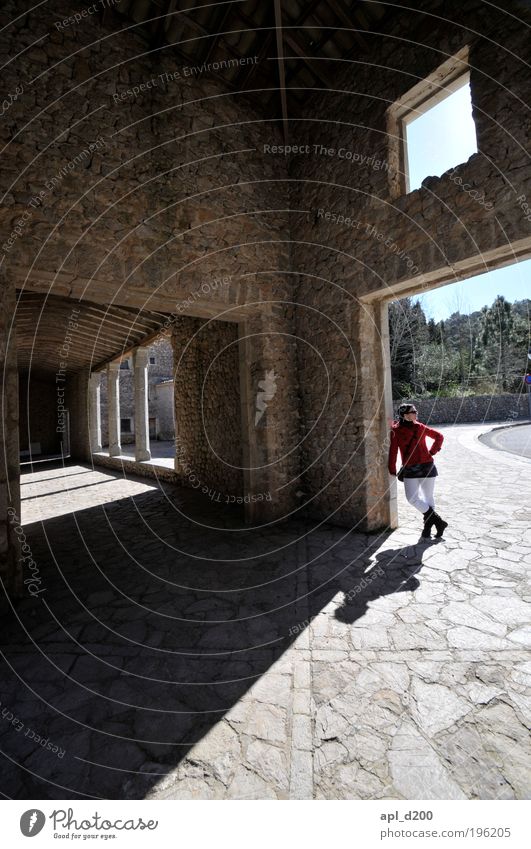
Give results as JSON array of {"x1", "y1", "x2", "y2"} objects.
[{"x1": 397, "y1": 402, "x2": 418, "y2": 422}]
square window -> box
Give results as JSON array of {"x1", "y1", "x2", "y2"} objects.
[
  {"x1": 149, "y1": 356, "x2": 156, "y2": 364},
  {"x1": 387, "y1": 47, "x2": 477, "y2": 197},
  {"x1": 120, "y1": 418, "x2": 132, "y2": 433},
  {"x1": 404, "y1": 75, "x2": 477, "y2": 192}
]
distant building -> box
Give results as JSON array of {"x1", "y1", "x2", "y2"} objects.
[{"x1": 100, "y1": 335, "x2": 174, "y2": 445}]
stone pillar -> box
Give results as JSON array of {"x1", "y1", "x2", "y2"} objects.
[
  {"x1": 134, "y1": 347, "x2": 151, "y2": 462},
  {"x1": 88, "y1": 372, "x2": 102, "y2": 453},
  {"x1": 171, "y1": 309, "x2": 300, "y2": 522},
  {"x1": 354, "y1": 300, "x2": 394, "y2": 530},
  {"x1": 0, "y1": 275, "x2": 21, "y2": 599},
  {"x1": 238, "y1": 306, "x2": 301, "y2": 523},
  {"x1": 107, "y1": 361, "x2": 121, "y2": 457},
  {"x1": 67, "y1": 368, "x2": 91, "y2": 462},
  {"x1": 172, "y1": 317, "x2": 201, "y2": 478},
  {"x1": 379, "y1": 301, "x2": 398, "y2": 529},
  {"x1": 294, "y1": 286, "x2": 393, "y2": 531}
]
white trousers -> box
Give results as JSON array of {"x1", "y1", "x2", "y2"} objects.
[{"x1": 403, "y1": 476, "x2": 436, "y2": 514}]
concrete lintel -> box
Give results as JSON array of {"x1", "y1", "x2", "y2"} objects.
[{"x1": 359, "y1": 234, "x2": 531, "y2": 304}]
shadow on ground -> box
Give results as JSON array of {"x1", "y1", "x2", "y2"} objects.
[{"x1": 0, "y1": 463, "x2": 435, "y2": 799}]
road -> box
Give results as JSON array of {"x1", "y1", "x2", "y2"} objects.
[{"x1": 479, "y1": 422, "x2": 531, "y2": 459}]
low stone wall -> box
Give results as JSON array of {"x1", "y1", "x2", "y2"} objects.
[
  {"x1": 91, "y1": 453, "x2": 177, "y2": 484},
  {"x1": 393, "y1": 394, "x2": 530, "y2": 425}
]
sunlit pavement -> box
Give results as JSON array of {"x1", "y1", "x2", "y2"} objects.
[{"x1": 0, "y1": 423, "x2": 529, "y2": 799}]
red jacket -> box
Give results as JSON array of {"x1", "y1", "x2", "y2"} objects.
[{"x1": 388, "y1": 421, "x2": 444, "y2": 475}]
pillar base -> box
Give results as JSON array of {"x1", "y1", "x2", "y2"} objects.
[
  {"x1": 109, "y1": 444, "x2": 122, "y2": 457},
  {"x1": 135, "y1": 448, "x2": 151, "y2": 462}
]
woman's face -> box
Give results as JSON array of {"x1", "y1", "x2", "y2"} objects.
[{"x1": 404, "y1": 409, "x2": 418, "y2": 421}]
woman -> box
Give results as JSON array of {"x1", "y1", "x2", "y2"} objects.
[{"x1": 387, "y1": 403, "x2": 448, "y2": 538}]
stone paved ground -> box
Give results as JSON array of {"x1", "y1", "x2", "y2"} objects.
[{"x1": 0, "y1": 424, "x2": 529, "y2": 800}]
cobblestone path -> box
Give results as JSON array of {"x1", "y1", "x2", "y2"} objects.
[{"x1": 0, "y1": 424, "x2": 529, "y2": 799}]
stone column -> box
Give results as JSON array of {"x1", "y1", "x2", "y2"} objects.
[
  {"x1": 107, "y1": 361, "x2": 121, "y2": 457},
  {"x1": 172, "y1": 317, "x2": 202, "y2": 477},
  {"x1": 379, "y1": 301, "x2": 398, "y2": 529},
  {"x1": 0, "y1": 274, "x2": 21, "y2": 599},
  {"x1": 296, "y1": 292, "x2": 393, "y2": 531},
  {"x1": 238, "y1": 306, "x2": 301, "y2": 523},
  {"x1": 67, "y1": 367, "x2": 91, "y2": 462},
  {"x1": 88, "y1": 372, "x2": 102, "y2": 453},
  {"x1": 134, "y1": 347, "x2": 151, "y2": 462}
]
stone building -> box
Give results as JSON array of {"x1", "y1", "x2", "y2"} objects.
[
  {"x1": 98, "y1": 333, "x2": 175, "y2": 445},
  {"x1": 1, "y1": 0, "x2": 530, "y2": 602}
]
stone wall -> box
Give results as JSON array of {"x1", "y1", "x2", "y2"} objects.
[
  {"x1": 154, "y1": 381, "x2": 175, "y2": 441},
  {"x1": 1, "y1": 0, "x2": 530, "y2": 547},
  {"x1": 0, "y1": 278, "x2": 21, "y2": 597},
  {"x1": 0, "y1": 0, "x2": 299, "y2": 508},
  {"x1": 172, "y1": 317, "x2": 243, "y2": 498},
  {"x1": 394, "y1": 394, "x2": 530, "y2": 425},
  {"x1": 289, "y1": 1, "x2": 530, "y2": 529},
  {"x1": 67, "y1": 368, "x2": 91, "y2": 462},
  {"x1": 0, "y1": 0, "x2": 292, "y2": 318},
  {"x1": 19, "y1": 376, "x2": 63, "y2": 456}
]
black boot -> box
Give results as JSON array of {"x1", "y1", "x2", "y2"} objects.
[
  {"x1": 421, "y1": 508, "x2": 434, "y2": 538},
  {"x1": 431, "y1": 511, "x2": 448, "y2": 538}
]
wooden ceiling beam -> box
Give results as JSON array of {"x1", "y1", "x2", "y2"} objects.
[
  {"x1": 273, "y1": 0, "x2": 289, "y2": 145},
  {"x1": 173, "y1": 9, "x2": 243, "y2": 65},
  {"x1": 200, "y1": 2, "x2": 234, "y2": 66},
  {"x1": 149, "y1": 0, "x2": 174, "y2": 48},
  {"x1": 16, "y1": 327, "x2": 121, "y2": 354},
  {"x1": 233, "y1": 8, "x2": 334, "y2": 92},
  {"x1": 240, "y1": 0, "x2": 324, "y2": 91},
  {"x1": 283, "y1": 33, "x2": 335, "y2": 89},
  {"x1": 16, "y1": 302, "x2": 163, "y2": 341},
  {"x1": 329, "y1": 0, "x2": 370, "y2": 37},
  {"x1": 92, "y1": 323, "x2": 174, "y2": 372}
]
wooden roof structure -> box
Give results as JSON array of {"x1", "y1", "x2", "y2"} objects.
[
  {"x1": 15, "y1": 292, "x2": 170, "y2": 377},
  {"x1": 110, "y1": 0, "x2": 389, "y2": 122}
]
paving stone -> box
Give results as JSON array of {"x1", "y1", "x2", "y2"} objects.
[
  {"x1": 227, "y1": 765, "x2": 278, "y2": 799},
  {"x1": 447, "y1": 627, "x2": 514, "y2": 651},
  {"x1": 472, "y1": 596, "x2": 530, "y2": 625},
  {"x1": 506, "y1": 626, "x2": 531, "y2": 647},
  {"x1": 444, "y1": 602, "x2": 507, "y2": 637},
  {"x1": 409, "y1": 679, "x2": 472, "y2": 735},
  {"x1": 2, "y1": 422, "x2": 530, "y2": 800},
  {"x1": 243, "y1": 702, "x2": 288, "y2": 745},
  {"x1": 245, "y1": 673, "x2": 291, "y2": 706},
  {"x1": 389, "y1": 722, "x2": 467, "y2": 800},
  {"x1": 290, "y1": 748, "x2": 313, "y2": 799},
  {"x1": 244, "y1": 739, "x2": 289, "y2": 791}
]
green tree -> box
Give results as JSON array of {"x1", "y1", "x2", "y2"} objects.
[
  {"x1": 388, "y1": 297, "x2": 429, "y2": 397},
  {"x1": 390, "y1": 294, "x2": 530, "y2": 398},
  {"x1": 478, "y1": 295, "x2": 515, "y2": 391}
]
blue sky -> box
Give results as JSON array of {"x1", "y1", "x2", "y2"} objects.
[
  {"x1": 420, "y1": 260, "x2": 531, "y2": 322},
  {"x1": 404, "y1": 81, "x2": 529, "y2": 321},
  {"x1": 406, "y1": 80, "x2": 477, "y2": 191}
]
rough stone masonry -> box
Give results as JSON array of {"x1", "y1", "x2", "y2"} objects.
[{"x1": 0, "y1": 0, "x2": 530, "y2": 591}]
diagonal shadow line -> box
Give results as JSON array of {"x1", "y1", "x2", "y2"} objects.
[
  {"x1": 0, "y1": 463, "x2": 433, "y2": 800},
  {"x1": 21, "y1": 469, "x2": 97, "y2": 485},
  {"x1": 20, "y1": 477, "x2": 145, "y2": 501}
]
